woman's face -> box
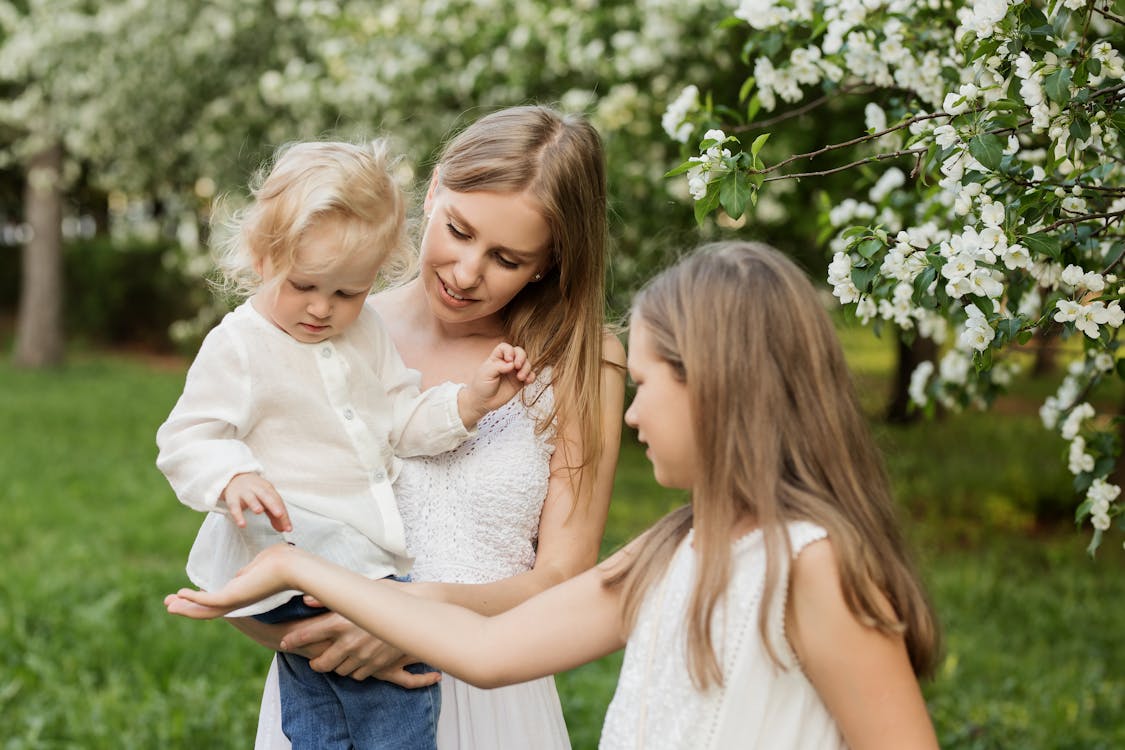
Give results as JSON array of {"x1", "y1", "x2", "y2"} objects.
[
  {"x1": 624, "y1": 320, "x2": 697, "y2": 490},
  {"x1": 419, "y1": 181, "x2": 552, "y2": 329}
]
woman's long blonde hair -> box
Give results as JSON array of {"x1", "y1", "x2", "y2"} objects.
[
  {"x1": 428, "y1": 106, "x2": 611, "y2": 485},
  {"x1": 607, "y1": 241, "x2": 939, "y2": 690}
]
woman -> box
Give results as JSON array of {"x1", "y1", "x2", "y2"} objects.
[{"x1": 230, "y1": 105, "x2": 625, "y2": 748}]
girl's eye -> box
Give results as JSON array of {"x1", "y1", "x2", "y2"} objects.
[
  {"x1": 494, "y1": 253, "x2": 519, "y2": 270},
  {"x1": 446, "y1": 222, "x2": 470, "y2": 240},
  {"x1": 290, "y1": 282, "x2": 314, "y2": 292},
  {"x1": 336, "y1": 290, "x2": 363, "y2": 298}
]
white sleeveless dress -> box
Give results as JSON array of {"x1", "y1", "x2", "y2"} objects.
[
  {"x1": 255, "y1": 380, "x2": 571, "y2": 749},
  {"x1": 599, "y1": 521, "x2": 848, "y2": 750}
]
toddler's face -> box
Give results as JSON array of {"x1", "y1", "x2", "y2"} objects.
[{"x1": 255, "y1": 218, "x2": 381, "y2": 344}]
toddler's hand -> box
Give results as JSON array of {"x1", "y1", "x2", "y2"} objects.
[
  {"x1": 459, "y1": 343, "x2": 536, "y2": 426},
  {"x1": 221, "y1": 473, "x2": 293, "y2": 532}
]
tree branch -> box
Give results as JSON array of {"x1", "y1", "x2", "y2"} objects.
[
  {"x1": 731, "y1": 85, "x2": 869, "y2": 132},
  {"x1": 762, "y1": 147, "x2": 928, "y2": 182},
  {"x1": 1092, "y1": 4, "x2": 1125, "y2": 26},
  {"x1": 1042, "y1": 209, "x2": 1125, "y2": 233},
  {"x1": 755, "y1": 112, "x2": 948, "y2": 175}
]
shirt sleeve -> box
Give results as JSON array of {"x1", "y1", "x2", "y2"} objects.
[
  {"x1": 155, "y1": 321, "x2": 263, "y2": 512},
  {"x1": 364, "y1": 307, "x2": 474, "y2": 458}
]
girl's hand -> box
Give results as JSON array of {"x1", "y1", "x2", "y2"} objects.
[
  {"x1": 458, "y1": 343, "x2": 535, "y2": 426},
  {"x1": 221, "y1": 473, "x2": 293, "y2": 533},
  {"x1": 281, "y1": 612, "x2": 440, "y2": 687},
  {"x1": 164, "y1": 544, "x2": 301, "y2": 618}
]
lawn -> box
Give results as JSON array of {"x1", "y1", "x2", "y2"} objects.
[{"x1": 0, "y1": 331, "x2": 1122, "y2": 749}]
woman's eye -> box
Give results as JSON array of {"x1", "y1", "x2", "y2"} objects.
[
  {"x1": 494, "y1": 253, "x2": 519, "y2": 269},
  {"x1": 446, "y1": 222, "x2": 469, "y2": 240}
]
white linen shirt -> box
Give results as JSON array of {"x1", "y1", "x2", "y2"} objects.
[{"x1": 156, "y1": 300, "x2": 472, "y2": 616}]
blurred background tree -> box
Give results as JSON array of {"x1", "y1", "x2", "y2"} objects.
[{"x1": 2, "y1": 0, "x2": 755, "y2": 364}]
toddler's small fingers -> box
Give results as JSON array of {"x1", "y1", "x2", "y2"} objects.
[{"x1": 229, "y1": 505, "x2": 247, "y2": 527}]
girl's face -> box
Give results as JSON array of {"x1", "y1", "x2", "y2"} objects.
[
  {"x1": 625, "y1": 321, "x2": 697, "y2": 490},
  {"x1": 419, "y1": 180, "x2": 552, "y2": 330},
  {"x1": 254, "y1": 218, "x2": 380, "y2": 344}
]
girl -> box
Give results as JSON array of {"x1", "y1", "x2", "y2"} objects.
[
  {"x1": 227, "y1": 106, "x2": 624, "y2": 749},
  {"x1": 168, "y1": 240, "x2": 940, "y2": 748},
  {"x1": 156, "y1": 139, "x2": 534, "y2": 750}
]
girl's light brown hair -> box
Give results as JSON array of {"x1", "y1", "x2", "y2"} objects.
[
  {"x1": 212, "y1": 139, "x2": 409, "y2": 299},
  {"x1": 607, "y1": 240, "x2": 939, "y2": 689},
  {"x1": 428, "y1": 106, "x2": 611, "y2": 487}
]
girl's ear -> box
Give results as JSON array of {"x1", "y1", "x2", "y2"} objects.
[{"x1": 423, "y1": 168, "x2": 440, "y2": 216}]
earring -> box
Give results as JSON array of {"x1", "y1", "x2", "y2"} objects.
[{"x1": 533, "y1": 272, "x2": 542, "y2": 281}]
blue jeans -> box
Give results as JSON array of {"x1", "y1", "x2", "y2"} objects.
[{"x1": 256, "y1": 594, "x2": 440, "y2": 750}]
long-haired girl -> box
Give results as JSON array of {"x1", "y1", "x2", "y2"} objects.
[{"x1": 168, "y1": 240, "x2": 940, "y2": 749}]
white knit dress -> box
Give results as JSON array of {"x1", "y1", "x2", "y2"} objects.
[
  {"x1": 256, "y1": 379, "x2": 571, "y2": 749},
  {"x1": 599, "y1": 521, "x2": 848, "y2": 750}
]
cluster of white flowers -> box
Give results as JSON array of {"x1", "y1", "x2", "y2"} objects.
[
  {"x1": 662, "y1": 84, "x2": 700, "y2": 143},
  {"x1": 671, "y1": 0, "x2": 1125, "y2": 547},
  {"x1": 1087, "y1": 478, "x2": 1120, "y2": 531},
  {"x1": 1053, "y1": 298, "x2": 1125, "y2": 339},
  {"x1": 685, "y1": 129, "x2": 733, "y2": 200}
]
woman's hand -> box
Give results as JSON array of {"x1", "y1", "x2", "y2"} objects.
[
  {"x1": 164, "y1": 543, "x2": 301, "y2": 618},
  {"x1": 282, "y1": 604, "x2": 441, "y2": 688}
]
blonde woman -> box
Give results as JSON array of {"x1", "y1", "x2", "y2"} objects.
[
  {"x1": 224, "y1": 107, "x2": 626, "y2": 748},
  {"x1": 171, "y1": 241, "x2": 940, "y2": 749}
]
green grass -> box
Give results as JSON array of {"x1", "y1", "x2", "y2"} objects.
[{"x1": 1, "y1": 343, "x2": 1123, "y2": 748}]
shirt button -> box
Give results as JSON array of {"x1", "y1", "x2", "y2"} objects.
[
  {"x1": 372, "y1": 469, "x2": 386, "y2": 482},
  {"x1": 321, "y1": 347, "x2": 332, "y2": 358},
  {"x1": 343, "y1": 408, "x2": 354, "y2": 420}
]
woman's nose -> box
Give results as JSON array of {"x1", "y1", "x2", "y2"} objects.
[{"x1": 452, "y1": 254, "x2": 485, "y2": 289}]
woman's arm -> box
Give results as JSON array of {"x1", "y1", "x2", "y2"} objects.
[
  {"x1": 787, "y1": 539, "x2": 939, "y2": 750},
  {"x1": 414, "y1": 334, "x2": 627, "y2": 614},
  {"x1": 168, "y1": 544, "x2": 628, "y2": 688}
]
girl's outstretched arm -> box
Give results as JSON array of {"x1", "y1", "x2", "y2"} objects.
[
  {"x1": 787, "y1": 539, "x2": 939, "y2": 750},
  {"x1": 276, "y1": 334, "x2": 626, "y2": 680},
  {"x1": 166, "y1": 544, "x2": 627, "y2": 688}
]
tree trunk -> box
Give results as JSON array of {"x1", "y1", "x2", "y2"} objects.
[
  {"x1": 885, "y1": 334, "x2": 937, "y2": 424},
  {"x1": 13, "y1": 143, "x2": 65, "y2": 367},
  {"x1": 1031, "y1": 326, "x2": 1058, "y2": 378}
]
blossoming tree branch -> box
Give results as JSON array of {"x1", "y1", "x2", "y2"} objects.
[{"x1": 663, "y1": 0, "x2": 1125, "y2": 553}]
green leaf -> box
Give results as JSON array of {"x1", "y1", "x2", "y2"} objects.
[
  {"x1": 1089, "y1": 58, "x2": 1102, "y2": 77},
  {"x1": 1086, "y1": 527, "x2": 1103, "y2": 557},
  {"x1": 719, "y1": 174, "x2": 752, "y2": 220},
  {"x1": 664, "y1": 161, "x2": 694, "y2": 178},
  {"x1": 746, "y1": 94, "x2": 761, "y2": 123},
  {"x1": 1023, "y1": 232, "x2": 1063, "y2": 261},
  {"x1": 1070, "y1": 116, "x2": 1091, "y2": 142},
  {"x1": 749, "y1": 132, "x2": 770, "y2": 159},
  {"x1": 856, "y1": 238, "x2": 883, "y2": 260},
  {"x1": 851, "y1": 264, "x2": 879, "y2": 292},
  {"x1": 1044, "y1": 68, "x2": 1072, "y2": 105},
  {"x1": 693, "y1": 182, "x2": 722, "y2": 225},
  {"x1": 968, "y1": 133, "x2": 1004, "y2": 171},
  {"x1": 738, "y1": 76, "x2": 756, "y2": 104}
]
